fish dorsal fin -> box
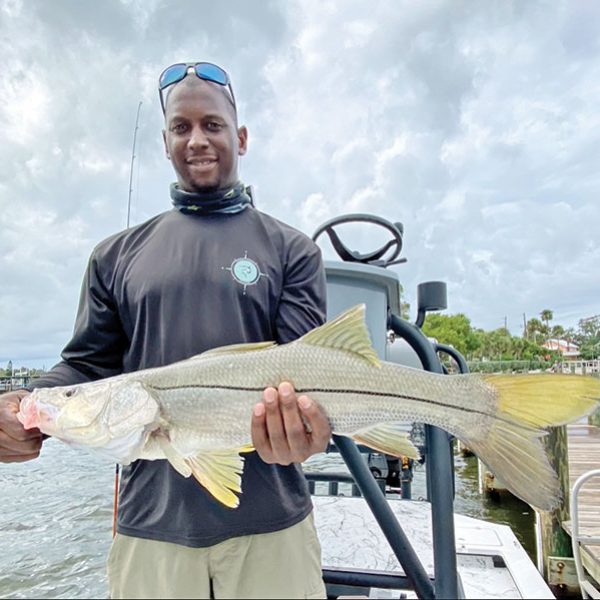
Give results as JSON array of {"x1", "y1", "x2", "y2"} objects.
[
  {"x1": 299, "y1": 304, "x2": 380, "y2": 367},
  {"x1": 200, "y1": 341, "x2": 277, "y2": 358}
]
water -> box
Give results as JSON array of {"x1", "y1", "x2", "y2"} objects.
[
  {"x1": 0, "y1": 440, "x2": 536, "y2": 599},
  {"x1": 1, "y1": 440, "x2": 114, "y2": 599}
]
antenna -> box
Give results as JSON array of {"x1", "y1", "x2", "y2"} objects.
[{"x1": 127, "y1": 101, "x2": 143, "y2": 228}]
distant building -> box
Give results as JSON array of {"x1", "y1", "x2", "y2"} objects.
[{"x1": 542, "y1": 338, "x2": 580, "y2": 359}]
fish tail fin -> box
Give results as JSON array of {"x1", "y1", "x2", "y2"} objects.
[
  {"x1": 463, "y1": 374, "x2": 600, "y2": 511},
  {"x1": 465, "y1": 424, "x2": 561, "y2": 511},
  {"x1": 484, "y1": 373, "x2": 600, "y2": 429}
]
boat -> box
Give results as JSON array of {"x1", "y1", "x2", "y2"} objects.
[{"x1": 308, "y1": 213, "x2": 555, "y2": 599}]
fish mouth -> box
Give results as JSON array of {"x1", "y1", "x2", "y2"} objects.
[
  {"x1": 17, "y1": 396, "x2": 40, "y2": 430},
  {"x1": 17, "y1": 395, "x2": 60, "y2": 434}
]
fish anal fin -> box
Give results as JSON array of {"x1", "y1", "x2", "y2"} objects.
[
  {"x1": 299, "y1": 304, "x2": 380, "y2": 367},
  {"x1": 351, "y1": 424, "x2": 419, "y2": 459},
  {"x1": 185, "y1": 447, "x2": 254, "y2": 509}
]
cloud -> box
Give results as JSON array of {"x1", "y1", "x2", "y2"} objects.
[{"x1": 1, "y1": 0, "x2": 599, "y2": 367}]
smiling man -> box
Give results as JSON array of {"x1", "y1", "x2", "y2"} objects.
[
  {"x1": 162, "y1": 73, "x2": 246, "y2": 192},
  {"x1": 0, "y1": 62, "x2": 330, "y2": 599}
]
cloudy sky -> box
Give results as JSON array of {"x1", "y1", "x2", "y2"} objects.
[{"x1": 1, "y1": 0, "x2": 599, "y2": 369}]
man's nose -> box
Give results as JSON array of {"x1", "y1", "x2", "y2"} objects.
[{"x1": 188, "y1": 125, "x2": 209, "y2": 149}]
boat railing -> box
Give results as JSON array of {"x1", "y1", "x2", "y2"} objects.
[
  {"x1": 571, "y1": 468, "x2": 600, "y2": 599},
  {"x1": 312, "y1": 214, "x2": 469, "y2": 599}
]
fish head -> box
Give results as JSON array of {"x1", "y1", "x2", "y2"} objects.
[{"x1": 18, "y1": 378, "x2": 160, "y2": 463}]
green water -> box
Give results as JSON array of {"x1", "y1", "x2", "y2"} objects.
[
  {"x1": 452, "y1": 451, "x2": 537, "y2": 562},
  {"x1": 0, "y1": 440, "x2": 537, "y2": 598}
]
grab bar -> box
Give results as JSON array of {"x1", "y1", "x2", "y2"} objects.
[{"x1": 571, "y1": 469, "x2": 600, "y2": 599}]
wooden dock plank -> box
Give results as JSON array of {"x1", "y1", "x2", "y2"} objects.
[{"x1": 562, "y1": 424, "x2": 600, "y2": 586}]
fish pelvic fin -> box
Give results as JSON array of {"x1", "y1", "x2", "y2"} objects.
[
  {"x1": 351, "y1": 424, "x2": 420, "y2": 460},
  {"x1": 462, "y1": 373, "x2": 600, "y2": 512},
  {"x1": 185, "y1": 444, "x2": 255, "y2": 509},
  {"x1": 299, "y1": 304, "x2": 381, "y2": 367}
]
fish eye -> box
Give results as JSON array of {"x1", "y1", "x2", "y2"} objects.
[{"x1": 64, "y1": 388, "x2": 78, "y2": 398}]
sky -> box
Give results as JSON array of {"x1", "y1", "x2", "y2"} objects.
[{"x1": 1, "y1": 0, "x2": 599, "y2": 369}]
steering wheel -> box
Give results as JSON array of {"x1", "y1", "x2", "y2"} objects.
[{"x1": 312, "y1": 213, "x2": 406, "y2": 267}]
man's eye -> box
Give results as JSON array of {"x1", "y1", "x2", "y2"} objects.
[
  {"x1": 206, "y1": 121, "x2": 223, "y2": 131},
  {"x1": 171, "y1": 123, "x2": 187, "y2": 133}
]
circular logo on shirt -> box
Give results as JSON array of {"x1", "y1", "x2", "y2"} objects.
[
  {"x1": 222, "y1": 251, "x2": 269, "y2": 295},
  {"x1": 231, "y1": 257, "x2": 260, "y2": 285}
]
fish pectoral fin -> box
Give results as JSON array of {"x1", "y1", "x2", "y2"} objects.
[
  {"x1": 185, "y1": 446, "x2": 254, "y2": 509},
  {"x1": 351, "y1": 424, "x2": 420, "y2": 459},
  {"x1": 200, "y1": 341, "x2": 277, "y2": 358},
  {"x1": 154, "y1": 434, "x2": 193, "y2": 478},
  {"x1": 298, "y1": 304, "x2": 381, "y2": 367}
]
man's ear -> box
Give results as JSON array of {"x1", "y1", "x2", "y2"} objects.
[
  {"x1": 162, "y1": 129, "x2": 171, "y2": 160},
  {"x1": 237, "y1": 126, "x2": 248, "y2": 156}
]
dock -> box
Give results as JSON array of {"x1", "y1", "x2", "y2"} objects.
[
  {"x1": 0, "y1": 376, "x2": 32, "y2": 392},
  {"x1": 562, "y1": 424, "x2": 600, "y2": 587}
]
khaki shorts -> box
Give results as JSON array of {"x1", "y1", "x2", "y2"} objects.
[{"x1": 107, "y1": 513, "x2": 326, "y2": 599}]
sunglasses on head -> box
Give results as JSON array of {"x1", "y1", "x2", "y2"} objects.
[{"x1": 158, "y1": 62, "x2": 236, "y2": 114}]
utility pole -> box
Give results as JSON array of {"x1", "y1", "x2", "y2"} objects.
[{"x1": 523, "y1": 313, "x2": 527, "y2": 339}]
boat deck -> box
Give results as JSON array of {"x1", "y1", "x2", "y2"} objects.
[
  {"x1": 562, "y1": 424, "x2": 600, "y2": 585},
  {"x1": 313, "y1": 495, "x2": 553, "y2": 599}
]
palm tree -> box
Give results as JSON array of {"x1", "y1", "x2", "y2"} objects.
[
  {"x1": 564, "y1": 328, "x2": 576, "y2": 352},
  {"x1": 527, "y1": 318, "x2": 544, "y2": 344},
  {"x1": 540, "y1": 310, "x2": 553, "y2": 343},
  {"x1": 540, "y1": 309, "x2": 553, "y2": 329}
]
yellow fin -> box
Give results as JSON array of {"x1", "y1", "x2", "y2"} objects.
[
  {"x1": 201, "y1": 341, "x2": 277, "y2": 358},
  {"x1": 456, "y1": 373, "x2": 600, "y2": 511},
  {"x1": 185, "y1": 445, "x2": 255, "y2": 509},
  {"x1": 155, "y1": 434, "x2": 192, "y2": 478},
  {"x1": 483, "y1": 373, "x2": 600, "y2": 428},
  {"x1": 299, "y1": 304, "x2": 380, "y2": 367},
  {"x1": 464, "y1": 425, "x2": 560, "y2": 511},
  {"x1": 351, "y1": 424, "x2": 420, "y2": 459}
]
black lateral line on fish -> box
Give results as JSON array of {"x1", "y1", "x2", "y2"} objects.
[{"x1": 150, "y1": 383, "x2": 533, "y2": 430}]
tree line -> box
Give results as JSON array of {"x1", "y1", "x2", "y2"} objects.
[{"x1": 420, "y1": 310, "x2": 600, "y2": 370}]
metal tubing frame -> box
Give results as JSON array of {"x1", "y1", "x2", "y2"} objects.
[
  {"x1": 389, "y1": 314, "x2": 460, "y2": 599},
  {"x1": 435, "y1": 343, "x2": 469, "y2": 374},
  {"x1": 323, "y1": 568, "x2": 418, "y2": 591},
  {"x1": 332, "y1": 434, "x2": 435, "y2": 599},
  {"x1": 570, "y1": 468, "x2": 600, "y2": 599}
]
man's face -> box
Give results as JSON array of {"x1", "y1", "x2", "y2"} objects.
[{"x1": 162, "y1": 78, "x2": 247, "y2": 192}]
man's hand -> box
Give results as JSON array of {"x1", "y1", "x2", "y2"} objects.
[
  {"x1": 251, "y1": 382, "x2": 331, "y2": 465},
  {"x1": 0, "y1": 390, "x2": 43, "y2": 463}
]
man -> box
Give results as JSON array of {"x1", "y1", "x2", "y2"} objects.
[{"x1": 0, "y1": 62, "x2": 331, "y2": 599}]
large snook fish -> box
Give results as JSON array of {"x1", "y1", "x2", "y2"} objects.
[{"x1": 18, "y1": 305, "x2": 600, "y2": 511}]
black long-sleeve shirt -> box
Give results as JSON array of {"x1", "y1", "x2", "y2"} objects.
[{"x1": 32, "y1": 206, "x2": 326, "y2": 547}]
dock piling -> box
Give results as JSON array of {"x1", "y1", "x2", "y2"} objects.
[{"x1": 538, "y1": 425, "x2": 578, "y2": 597}]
